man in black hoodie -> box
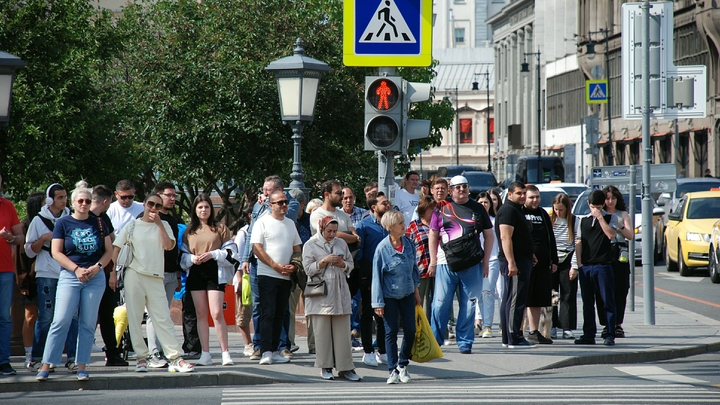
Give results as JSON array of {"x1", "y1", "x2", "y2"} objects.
[{"x1": 523, "y1": 185, "x2": 559, "y2": 345}]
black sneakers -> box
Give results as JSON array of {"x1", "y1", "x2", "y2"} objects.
[
  {"x1": 527, "y1": 330, "x2": 553, "y2": 344},
  {"x1": 574, "y1": 336, "x2": 596, "y2": 345}
]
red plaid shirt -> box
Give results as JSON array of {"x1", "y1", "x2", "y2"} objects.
[{"x1": 405, "y1": 218, "x2": 431, "y2": 278}]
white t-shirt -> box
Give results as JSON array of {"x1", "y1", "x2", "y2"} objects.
[
  {"x1": 309, "y1": 207, "x2": 352, "y2": 236},
  {"x1": 394, "y1": 187, "x2": 420, "y2": 227},
  {"x1": 106, "y1": 201, "x2": 144, "y2": 235},
  {"x1": 250, "y1": 215, "x2": 301, "y2": 280}
]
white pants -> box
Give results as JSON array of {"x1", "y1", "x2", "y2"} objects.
[
  {"x1": 125, "y1": 269, "x2": 182, "y2": 360},
  {"x1": 147, "y1": 272, "x2": 178, "y2": 354}
]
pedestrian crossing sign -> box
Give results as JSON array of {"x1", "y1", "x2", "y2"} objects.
[
  {"x1": 344, "y1": 0, "x2": 432, "y2": 67},
  {"x1": 586, "y1": 80, "x2": 608, "y2": 104}
]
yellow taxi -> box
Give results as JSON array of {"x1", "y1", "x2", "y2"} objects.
[{"x1": 664, "y1": 190, "x2": 720, "y2": 276}]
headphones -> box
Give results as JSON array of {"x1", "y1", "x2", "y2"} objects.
[{"x1": 46, "y1": 183, "x2": 61, "y2": 206}]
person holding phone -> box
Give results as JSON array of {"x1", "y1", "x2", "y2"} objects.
[{"x1": 302, "y1": 216, "x2": 360, "y2": 381}]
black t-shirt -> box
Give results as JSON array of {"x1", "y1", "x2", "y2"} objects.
[
  {"x1": 495, "y1": 200, "x2": 534, "y2": 261},
  {"x1": 89, "y1": 211, "x2": 115, "y2": 237},
  {"x1": 523, "y1": 206, "x2": 558, "y2": 265}
]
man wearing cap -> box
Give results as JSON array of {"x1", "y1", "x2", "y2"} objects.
[{"x1": 428, "y1": 175, "x2": 494, "y2": 354}]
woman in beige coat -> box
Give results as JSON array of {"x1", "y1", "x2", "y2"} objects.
[{"x1": 302, "y1": 216, "x2": 361, "y2": 382}]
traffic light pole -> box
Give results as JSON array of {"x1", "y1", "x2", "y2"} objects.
[{"x1": 377, "y1": 67, "x2": 397, "y2": 200}]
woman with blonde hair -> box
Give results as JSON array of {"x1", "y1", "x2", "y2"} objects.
[
  {"x1": 550, "y1": 193, "x2": 579, "y2": 339},
  {"x1": 36, "y1": 181, "x2": 113, "y2": 381}
]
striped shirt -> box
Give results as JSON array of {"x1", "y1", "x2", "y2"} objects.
[
  {"x1": 405, "y1": 218, "x2": 431, "y2": 278},
  {"x1": 553, "y1": 217, "x2": 577, "y2": 268}
]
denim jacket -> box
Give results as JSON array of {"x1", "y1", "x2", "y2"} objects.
[{"x1": 371, "y1": 235, "x2": 420, "y2": 308}]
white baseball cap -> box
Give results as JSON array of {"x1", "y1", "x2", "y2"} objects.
[{"x1": 449, "y1": 175, "x2": 469, "y2": 187}]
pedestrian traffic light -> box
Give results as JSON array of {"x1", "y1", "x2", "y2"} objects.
[
  {"x1": 365, "y1": 76, "x2": 403, "y2": 152},
  {"x1": 401, "y1": 81, "x2": 431, "y2": 155}
]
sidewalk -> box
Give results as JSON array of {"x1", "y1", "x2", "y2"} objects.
[{"x1": 2, "y1": 296, "x2": 719, "y2": 392}]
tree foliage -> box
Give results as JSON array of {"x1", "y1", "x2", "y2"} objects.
[{"x1": 1, "y1": 0, "x2": 453, "y2": 221}]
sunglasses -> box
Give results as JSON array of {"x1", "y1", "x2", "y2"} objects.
[
  {"x1": 119, "y1": 195, "x2": 135, "y2": 200},
  {"x1": 161, "y1": 193, "x2": 177, "y2": 199},
  {"x1": 453, "y1": 184, "x2": 469, "y2": 190},
  {"x1": 146, "y1": 201, "x2": 163, "y2": 209},
  {"x1": 76, "y1": 198, "x2": 92, "y2": 205},
  {"x1": 271, "y1": 200, "x2": 289, "y2": 206}
]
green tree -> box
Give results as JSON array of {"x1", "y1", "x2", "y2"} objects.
[{"x1": 0, "y1": 0, "x2": 135, "y2": 199}]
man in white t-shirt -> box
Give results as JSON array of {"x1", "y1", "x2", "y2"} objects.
[
  {"x1": 106, "y1": 179, "x2": 144, "y2": 235},
  {"x1": 394, "y1": 171, "x2": 420, "y2": 227},
  {"x1": 309, "y1": 180, "x2": 360, "y2": 246},
  {"x1": 250, "y1": 191, "x2": 302, "y2": 365}
]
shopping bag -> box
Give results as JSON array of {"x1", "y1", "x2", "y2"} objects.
[
  {"x1": 113, "y1": 305, "x2": 128, "y2": 348},
  {"x1": 411, "y1": 305, "x2": 443, "y2": 363},
  {"x1": 241, "y1": 273, "x2": 252, "y2": 307}
]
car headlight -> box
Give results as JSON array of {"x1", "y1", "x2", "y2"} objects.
[{"x1": 686, "y1": 232, "x2": 711, "y2": 242}]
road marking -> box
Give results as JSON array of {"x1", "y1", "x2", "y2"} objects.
[
  {"x1": 657, "y1": 272, "x2": 705, "y2": 282},
  {"x1": 650, "y1": 284, "x2": 720, "y2": 309},
  {"x1": 615, "y1": 366, "x2": 708, "y2": 384}
]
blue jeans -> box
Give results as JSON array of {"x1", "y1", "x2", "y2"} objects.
[
  {"x1": 481, "y1": 259, "x2": 500, "y2": 328},
  {"x1": 0, "y1": 272, "x2": 13, "y2": 365},
  {"x1": 42, "y1": 270, "x2": 105, "y2": 366},
  {"x1": 382, "y1": 293, "x2": 415, "y2": 372},
  {"x1": 431, "y1": 263, "x2": 483, "y2": 349},
  {"x1": 350, "y1": 290, "x2": 361, "y2": 331},
  {"x1": 579, "y1": 263, "x2": 616, "y2": 339},
  {"x1": 32, "y1": 277, "x2": 78, "y2": 361},
  {"x1": 250, "y1": 262, "x2": 261, "y2": 347}
]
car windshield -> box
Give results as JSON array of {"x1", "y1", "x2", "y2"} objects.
[
  {"x1": 465, "y1": 173, "x2": 495, "y2": 188},
  {"x1": 574, "y1": 194, "x2": 643, "y2": 216},
  {"x1": 560, "y1": 186, "x2": 589, "y2": 203},
  {"x1": 539, "y1": 191, "x2": 562, "y2": 208},
  {"x1": 677, "y1": 181, "x2": 720, "y2": 198},
  {"x1": 686, "y1": 197, "x2": 720, "y2": 219}
]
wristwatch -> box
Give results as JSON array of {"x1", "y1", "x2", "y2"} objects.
[{"x1": 96, "y1": 262, "x2": 104, "y2": 273}]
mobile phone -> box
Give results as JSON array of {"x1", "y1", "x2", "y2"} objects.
[{"x1": 337, "y1": 253, "x2": 344, "y2": 258}]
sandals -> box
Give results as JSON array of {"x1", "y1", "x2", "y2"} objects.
[
  {"x1": 168, "y1": 358, "x2": 194, "y2": 373},
  {"x1": 135, "y1": 359, "x2": 148, "y2": 372}
]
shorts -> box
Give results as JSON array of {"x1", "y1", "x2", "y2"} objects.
[
  {"x1": 526, "y1": 260, "x2": 553, "y2": 307},
  {"x1": 234, "y1": 293, "x2": 252, "y2": 327},
  {"x1": 186, "y1": 260, "x2": 225, "y2": 292}
]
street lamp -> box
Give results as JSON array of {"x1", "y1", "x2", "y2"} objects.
[
  {"x1": 521, "y1": 50, "x2": 542, "y2": 184},
  {"x1": 265, "y1": 38, "x2": 331, "y2": 190},
  {"x1": 587, "y1": 28, "x2": 613, "y2": 165},
  {"x1": 0, "y1": 51, "x2": 26, "y2": 125},
  {"x1": 472, "y1": 70, "x2": 492, "y2": 172}
]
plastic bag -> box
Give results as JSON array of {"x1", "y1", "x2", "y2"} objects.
[
  {"x1": 113, "y1": 305, "x2": 128, "y2": 348},
  {"x1": 241, "y1": 273, "x2": 252, "y2": 307},
  {"x1": 411, "y1": 305, "x2": 443, "y2": 363}
]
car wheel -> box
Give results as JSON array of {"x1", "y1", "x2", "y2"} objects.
[
  {"x1": 665, "y1": 237, "x2": 677, "y2": 271},
  {"x1": 710, "y1": 246, "x2": 720, "y2": 284},
  {"x1": 678, "y1": 244, "x2": 693, "y2": 277}
]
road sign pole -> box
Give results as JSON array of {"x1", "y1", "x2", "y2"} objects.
[
  {"x1": 629, "y1": 165, "x2": 636, "y2": 312},
  {"x1": 641, "y1": 0, "x2": 656, "y2": 325}
]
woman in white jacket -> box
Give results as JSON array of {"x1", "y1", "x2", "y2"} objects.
[
  {"x1": 23, "y1": 183, "x2": 77, "y2": 371},
  {"x1": 180, "y1": 193, "x2": 235, "y2": 366},
  {"x1": 112, "y1": 194, "x2": 193, "y2": 373},
  {"x1": 301, "y1": 216, "x2": 360, "y2": 381}
]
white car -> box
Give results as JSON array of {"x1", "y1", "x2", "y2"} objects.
[
  {"x1": 537, "y1": 182, "x2": 590, "y2": 205},
  {"x1": 501, "y1": 185, "x2": 566, "y2": 213}
]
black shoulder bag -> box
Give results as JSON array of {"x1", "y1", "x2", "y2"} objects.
[{"x1": 440, "y1": 216, "x2": 485, "y2": 273}]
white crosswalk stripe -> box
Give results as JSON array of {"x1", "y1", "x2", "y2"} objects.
[
  {"x1": 615, "y1": 365, "x2": 709, "y2": 384},
  {"x1": 221, "y1": 383, "x2": 718, "y2": 404}
]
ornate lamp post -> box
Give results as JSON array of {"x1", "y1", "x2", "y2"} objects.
[
  {"x1": 265, "y1": 38, "x2": 331, "y2": 190},
  {"x1": 0, "y1": 51, "x2": 26, "y2": 125}
]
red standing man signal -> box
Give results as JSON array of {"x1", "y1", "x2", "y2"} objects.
[{"x1": 376, "y1": 80, "x2": 392, "y2": 110}]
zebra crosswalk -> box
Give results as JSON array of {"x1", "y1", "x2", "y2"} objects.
[{"x1": 221, "y1": 383, "x2": 719, "y2": 404}]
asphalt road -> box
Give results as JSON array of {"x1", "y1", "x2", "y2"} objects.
[{"x1": 631, "y1": 261, "x2": 720, "y2": 322}]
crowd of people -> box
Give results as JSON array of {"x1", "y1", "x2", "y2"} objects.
[{"x1": 0, "y1": 172, "x2": 633, "y2": 383}]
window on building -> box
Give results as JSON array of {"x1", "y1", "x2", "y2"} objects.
[
  {"x1": 459, "y1": 118, "x2": 472, "y2": 143},
  {"x1": 454, "y1": 28, "x2": 465, "y2": 44},
  {"x1": 489, "y1": 118, "x2": 495, "y2": 143}
]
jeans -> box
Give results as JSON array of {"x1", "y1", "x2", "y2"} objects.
[
  {"x1": 33, "y1": 277, "x2": 78, "y2": 361},
  {"x1": 42, "y1": 270, "x2": 105, "y2": 365},
  {"x1": 148, "y1": 272, "x2": 178, "y2": 354},
  {"x1": 257, "y1": 275, "x2": 292, "y2": 353},
  {"x1": 579, "y1": 263, "x2": 616, "y2": 339},
  {"x1": 250, "y1": 262, "x2": 261, "y2": 347},
  {"x1": 350, "y1": 290, "x2": 361, "y2": 331},
  {"x1": 481, "y1": 259, "x2": 500, "y2": 328},
  {"x1": 431, "y1": 263, "x2": 483, "y2": 349},
  {"x1": 382, "y1": 293, "x2": 416, "y2": 372},
  {"x1": 0, "y1": 272, "x2": 13, "y2": 365},
  {"x1": 596, "y1": 259, "x2": 629, "y2": 326}
]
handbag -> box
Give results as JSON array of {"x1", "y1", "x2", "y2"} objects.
[
  {"x1": 441, "y1": 228, "x2": 484, "y2": 272},
  {"x1": 304, "y1": 275, "x2": 327, "y2": 297},
  {"x1": 116, "y1": 220, "x2": 136, "y2": 273}
]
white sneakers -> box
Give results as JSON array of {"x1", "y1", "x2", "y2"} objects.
[
  {"x1": 362, "y1": 353, "x2": 378, "y2": 367},
  {"x1": 259, "y1": 351, "x2": 272, "y2": 365},
  {"x1": 398, "y1": 366, "x2": 411, "y2": 383},
  {"x1": 482, "y1": 326, "x2": 493, "y2": 338},
  {"x1": 195, "y1": 352, "x2": 213, "y2": 366},
  {"x1": 376, "y1": 352, "x2": 387, "y2": 365},
  {"x1": 221, "y1": 351, "x2": 233, "y2": 366}
]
